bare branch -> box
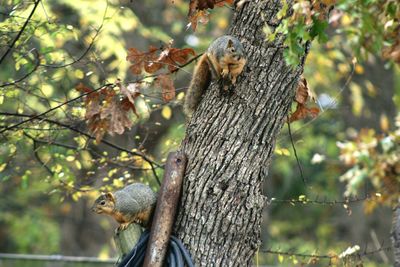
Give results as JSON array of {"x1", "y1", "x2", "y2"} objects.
[
  {"x1": 0, "y1": 112, "x2": 163, "y2": 169},
  {"x1": 0, "y1": 84, "x2": 112, "y2": 134},
  {"x1": 0, "y1": 49, "x2": 40, "y2": 88},
  {"x1": 0, "y1": 0, "x2": 40, "y2": 66}
]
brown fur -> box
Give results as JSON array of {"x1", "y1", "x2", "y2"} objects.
[
  {"x1": 183, "y1": 53, "x2": 212, "y2": 117},
  {"x1": 183, "y1": 36, "x2": 246, "y2": 117}
]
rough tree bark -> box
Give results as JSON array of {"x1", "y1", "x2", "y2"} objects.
[
  {"x1": 392, "y1": 202, "x2": 400, "y2": 266},
  {"x1": 174, "y1": 0, "x2": 309, "y2": 265}
]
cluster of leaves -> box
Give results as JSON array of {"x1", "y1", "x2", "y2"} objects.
[
  {"x1": 76, "y1": 82, "x2": 140, "y2": 143},
  {"x1": 271, "y1": 0, "x2": 400, "y2": 66},
  {"x1": 290, "y1": 77, "x2": 320, "y2": 122},
  {"x1": 267, "y1": 0, "x2": 335, "y2": 65},
  {"x1": 338, "y1": 114, "x2": 400, "y2": 211},
  {"x1": 187, "y1": 0, "x2": 233, "y2": 30},
  {"x1": 126, "y1": 41, "x2": 196, "y2": 104},
  {"x1": 79, "y1": 42, "x2": 195, "y2": 142},
  {"x1": 334, "y1": 0, "x2": 400, "y2": 64}
]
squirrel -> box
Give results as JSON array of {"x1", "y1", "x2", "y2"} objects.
[
  {"x1": 183, "y1": 35, "x2": 246, "y2": 117},
  {"x1": 92, "y1": 183, "x2": 157, "y2": 230}
]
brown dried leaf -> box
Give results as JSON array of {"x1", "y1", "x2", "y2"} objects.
[
  {"x1": 157, "y1": 47, "x2": 196, "y2": 72},
  {"x1": 187, "y1": 0, "x2": 234, "y2": 30},
  {"x1": 188, "y1": 10, "x2": 210, "y2": 31},
  {"x1": 101, "y1": 98, "x2": 133, "y2": 135},
  {"x1": 127, "y1": 48, "x2": 144, "y2": 75},
  {"x1": 382, "y1": 39, "x2": 400, "y2": 64},
  {"x1": 85, "y1": 94, "x2": 101, "y2": 119},
  {"x1": 188, "y1": 0, "x2": 215, "y2": 17},
  {"x1": 75, "y1": 82, "x2": 93, "y2": 94},
  {"x1": 289, "y1": 103, "x2": 320, "y2": 122},
  {"x1": 215, "y1": 0, "x2": 233, "y2": 7},
  {"x1": 118, "y1": 81, "x2": 141, "y2": 105},
  {"x1": 156, "y1": 74, "x2": 175, "y2": 102},
  {"x1": 87, "y1": 115, "x2": 108, "y2": 143},
  {"x1": 127, "y1": 46, "x2": 161, "y2": 74}
]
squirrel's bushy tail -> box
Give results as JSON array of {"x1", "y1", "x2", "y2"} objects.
[{"x1": 183, "y1": 54, "x2": 211, "y2": 118}]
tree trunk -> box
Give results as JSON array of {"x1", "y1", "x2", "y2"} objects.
[
  {"x1": 392, "y1": 202, "x2": 400, "y2": 266},
  {"x1": 175, "y1": 0, "x2": 308, "y2": 265}
]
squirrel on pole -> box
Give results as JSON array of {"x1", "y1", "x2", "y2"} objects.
[{"x1": 183, "y1": 35, "x2": 246, "y2": 118}]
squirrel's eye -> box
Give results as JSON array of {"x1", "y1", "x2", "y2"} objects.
[{"x1": 100, "y1": 200, "x2": 106, "y2": 205}]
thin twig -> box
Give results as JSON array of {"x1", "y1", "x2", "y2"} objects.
[
  {"x1": 286, "y1": 117, "x2": 306, "y2": 184},
  {"x1": 0, "y1": 112, "x2": 163, "y2": 169},
  {"x1": 0, "y1": 0, "x2": 40, "y2": 66},
  {"x1": 0, "y1": 49, "x2": 40, "y2": 88},
  {"x1": 0, "y1": 84, "x2": 112, "y2": 134},
  {"x1": 266, "y1": 193, "x2": 376, "y2": 206}
]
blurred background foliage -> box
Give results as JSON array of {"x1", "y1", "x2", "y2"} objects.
[{"x1": 0, "y1": 0, "x2": 398, "y2": 266}]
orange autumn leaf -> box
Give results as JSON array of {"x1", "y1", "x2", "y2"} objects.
[
  {"x1": 295, "y1": 76, "x2": 315, "y2": 104},
  {"x1": 187, "y1": 0, "x2": 233, "y2": 30},
  {"x1": 76, "y1": 82, "x2": 139, "y2": 142},
  {"x1": 127, "y1": 44, "x2": 196, "y2": 74},
  {"x1": 156, "y1": 74, "x2": 175, "y2": 102},
  {"x1": 157, "y1": 47, "x2": 196, "y2": 72},
  {"x1": 127, "y1": 46, "x2": 162, "y2": 74},
  {"x1": 290, "y1": 77, "x2": 319, "y2": 122},
  {"x1": 290, "y1": 103, "x2": 320, "y2": 122}
]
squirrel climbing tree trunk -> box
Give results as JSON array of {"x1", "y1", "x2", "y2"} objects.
[{"x1": 174, "y1": 0, "x2": 309, "y2": 265}]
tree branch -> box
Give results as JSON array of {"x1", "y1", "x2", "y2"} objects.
[
  {"x1": 0, "y1": 84, "x2": 112, "y2": 134},
  {"x1": 0, "y1": 0, "x2": 40, "y2": 66},
  {"x1": 0, "y1": 49, "x2": 40, "y2": 88},
  {"x1": 0, "y1": 112, "x2": 163, "y2": 169}
]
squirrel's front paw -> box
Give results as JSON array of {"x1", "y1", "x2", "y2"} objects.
[
  {"x1": 118, "y1": 223, "x2": 130, "y2": 231},
  {"x1": 221, "y1": 69, "x2": 229, "y2": 79}
]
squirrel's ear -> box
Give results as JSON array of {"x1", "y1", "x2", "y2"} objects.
[
  {"x1": 227, "y1": 39, "x2": 234, "y2": 48},
  {"x1": 105, "y1": 192, "x2": 115, "y2": 202}
]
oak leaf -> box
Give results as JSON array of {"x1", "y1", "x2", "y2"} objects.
[
  {"x1": 76, "y1": 83, "x2": 138, "y2": 142},
  {"x1": 187, "y1": 0, "x2": 233, "y2": 30},
  {"x1": 127, "y1": 46, "x2": 161, "y2": 74},
  {"x1": 289, "y1": 103, "x2": 320, "y2": 122},
  {"x1": 157, "y1": 47, "x2": 196, "y2": 72},
  {"x1": 290, "y1": 77, "x2": 319, "y2": 122},
  {"x1": 156, "y1": 74, "x2": 175, "y2": 102}
]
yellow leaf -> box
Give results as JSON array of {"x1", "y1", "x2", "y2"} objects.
[
  {"x1": 66, "y1": 156, "x2": 75, "y2": 162},
  {"x1": 380, "y1": 114, "x2": 389, "y2": 132},
  {"x1": 0, "y1": 163, "x2": 7, "y2": 172},
  {"x1": 278, "y1": 254, "x2": 284, "y2": 263},
  {"x1": 354, "y1": 64, "x2": 364, "y2": 74},
  {"x1": 298, "y1": 195, "x2": 306, "y2": 201},
  {"x1": 161, "y1": 106, "x2": 172, "y2": 120},
  {"x1": 72, "y1": 192, "x2": 81, "y2": 201},
  {"x1": 349, "y1": 82, "x2": 363, "y2": 116},
  {"x1": 74, "y1": 69, "x2": 84, "y2": 79},
  {"x1": 113, "y1": 179, "x2": 124, "y2": 188},
  {"x1": 341, "y1": 14, "x2": 351, "y2": 26},
  {"x1": 75, "y1": 160, "x2": 82, "y2": 170},
  {"x1": 217, "y1": 17, "x2": 228, "y2": 29},
  {"x1": 177, "y1": 92, "x2": 185, "y2": 101},
  {"x1": 275, "y1": 147, "x2": 290, "y2": 156}
]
